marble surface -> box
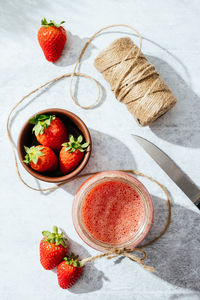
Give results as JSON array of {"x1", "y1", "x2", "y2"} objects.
[{"x1": 1, "y1": 0, "x2": 200, "y2": 299}]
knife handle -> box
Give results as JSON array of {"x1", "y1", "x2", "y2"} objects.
[
  {"x1": 196, "y1": 202, "x2": 200, "y2": 210},
  {"x1": 195, "y1": 197, "x2": 200, "y2": 210}
]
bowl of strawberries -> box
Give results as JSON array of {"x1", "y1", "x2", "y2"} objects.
[{"x1": 17, "y1": 108, "x2": 91, "y2": 183}]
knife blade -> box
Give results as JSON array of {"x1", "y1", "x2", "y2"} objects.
[{"x1": 132, "y1": 134, "x2": 200, "y2": 209}]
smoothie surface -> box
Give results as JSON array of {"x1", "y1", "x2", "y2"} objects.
[{"x1": 81, "y1": 180, "x2": 145, "y2": 244}]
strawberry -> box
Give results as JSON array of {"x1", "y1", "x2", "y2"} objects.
[
  {"x1": 38, "y1": 18, "x2": 67, "y2": 62},
  {"x1": 24, "y1": 145, "x2": 58, "y2": 172},
  {"x1": 40, "y1": 226, "x2": 68, "y2": 270},
  {"x1": 57, "y1": 253, "x2": 83, "y2": 289},
  {"x1": 59, "y1": 135, "x2": 89, "y2": 175},
  {"x1": 29, "y1": 114, "x2": 68, "y2": 151}
]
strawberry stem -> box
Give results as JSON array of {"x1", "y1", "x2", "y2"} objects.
[
  {"x1": 64, "y1": 253, "x2": 82, "y2": 268},
  {"x1": 24, "y1": 145, "x2": 44, "y2": 165},
  {"x1": 42, "y1": 226, "x2": 68, "y2": 247},
  {"x1": 62, "y1": 135, "x2": 89, "y2": 153},
  {"x1": 41, "y1": 18, "x2": 65, "y2": 28},
  {"x1": 29, "y1": 114, "x2": 55, "y2": 136}
]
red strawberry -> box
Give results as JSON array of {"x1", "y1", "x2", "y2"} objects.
[
  {"x1": 24, "y1": 145, "x2": 58, "y2": 172},
  {"x1": 38, "y1": 18, "x2": 67, "y2": 62},
  {"x1": 40, "y1": 226, "x2": 68, "y2": 270},
  {"x1": 57, "y1": 253, "x2": 83, "y2": 289},
  {"x1": 29, "y1": 114, "x2": 68, "y2": 151},
  {"x1": 59, "y1": 135, "x2": 89, "y2": 174}
]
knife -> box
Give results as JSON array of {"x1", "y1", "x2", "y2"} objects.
[{"x1": 132, "y1": 135, "x2": 200, "y2": 210}]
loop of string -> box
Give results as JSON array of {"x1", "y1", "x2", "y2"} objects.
[
  {"x1": 6, "y1": 25, "x2": 171, "y2": 271},
  {"x1": 81, "y1": 248, "x2": 154, "y2": 272},
  {"x1": 69, "y1": 24, "x2": 142, "y2": 109},
  {"x1": 7, "y1": 24, "x2": 143, "y2": 192}
]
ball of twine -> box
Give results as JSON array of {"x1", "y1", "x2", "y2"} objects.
[{"x1": 94, "y1": 37, "x2": 177, "y2": 126}]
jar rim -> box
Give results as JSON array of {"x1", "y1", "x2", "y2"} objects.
[{"x1": 72, "y1": 170, "x2": 154, "y2": 252}]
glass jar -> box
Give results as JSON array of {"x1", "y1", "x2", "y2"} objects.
[{"x1": 72, "y1": 170, "x2": 154, "y2": 252}]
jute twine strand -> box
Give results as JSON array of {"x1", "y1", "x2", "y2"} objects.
[
  {"x1": 7, "y1": 24, "x2": 171, "y2": 272},
  {"x1": 6, "y1": 24, "x2": 144, "y2": 192},
  {"x1": 81, "y1": 248, "x2": 155, "y2": 272},
  {"x1": 69, "y1": 24, "x2": 142, "y2": 109}
]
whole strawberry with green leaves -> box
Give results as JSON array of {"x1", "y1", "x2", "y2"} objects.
[
  {"x1": 57, "y1": 253, "x2": 83, "y2": 289},
  {"x1": 59, "y1": 135, "x2": 89, "y2": 174},
  {"x1": 38, "y1": 18, "x2": 67, "y2": 62},
  {"x1": 24, "y1": 145, "x2": 58, "y2": 172},
  {"x1": 40, "y1": 226, "x2": 68, "y2": 270},
  {"x1": 29, "y1": 114, "x2": 68, "y2": 151}
]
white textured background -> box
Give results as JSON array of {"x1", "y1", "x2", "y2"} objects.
[{"x1": 0, "y1": 0, "x2": 200, "y2": 299}]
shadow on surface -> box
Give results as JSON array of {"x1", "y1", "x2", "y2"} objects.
[
  {"x1": 141, "y1": 195, "x2": 200, "y2": 291},
  {"x1": 170, "y1": 293, "x2": 200, "y2": 299},
  {"x1": 147, "y1": 55, "x2": 200, "y2": 148},
  {"x1": 55, "y1": 31, "x2": 95, "y2": 67},
  {"x1": 170, "y1": 294, "x2": 200, "y2": 300},
  {"x1": 75, "y1": 29, "x2": 199, "y2": 148},
  {"x1": 60, "y1": 229, "x2": 109, "y2": 294},
  {"x1": 60, "y1": 128, "x2": 136, "y2": 195}
]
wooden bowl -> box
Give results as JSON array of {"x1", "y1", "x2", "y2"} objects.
[{"x1": 17, "y1": 108, "x2": 91, "y2": 183}]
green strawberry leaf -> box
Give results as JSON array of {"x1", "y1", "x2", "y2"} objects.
[
  {"x1": 29, "y1": 115, "x2": 38, "y2": 125},
  {"x1": 69, "y1": 135, "x2": 75, "y2": 142},
  {"x1": 24, "y1": 155, "x2": 30, "y2": 164},
  {"x1": 32, "y1": 156, "x2": 38, "y2": 164},
  {"x1": 77, "y1": 135, "x2": 83, "y2": 143},
  {"x1": 63, "y1": 135, "x2": 89, "y2": 153},
  {"x1": 60, "y1": 240, "x2": 66, "y2": 247},
  {"x1": 71, "y1": 142, "x2": 78, "y2": 149},
  {"x1": 47, "y1": 233, "x2": 55, "y2": 239},
  {"x1": 53, "y1": 226, "x2": 58, "y2": 234},
  {"x1": 23, "y1": 146, "x2": 44, "y2": 165},
  {"x1": 29, "y1": 114, "x2": 55, "y2": 136},
  {"x1": 41, "y1": 18, "x2": 65, "y2": 28},
  {"x1": 81, "y1": 142, "x2": 89, "y2": 148},
  {"x1": 41, "y1": 226, "x2": 68, "y2": 247},
  {"x1": 24, "y1": 146, "x2": 30, "y2": 152},
  {"x1": 63, "y1": 146, "x2": 71, "y2": 151},
  {"x1": 42, "y1": 231, "x2": 51, "y2": 237},
  {"x1": 63, "y1": 253, "x2": 82, "y2": 268},
  {"x1": 38, "y1": 114, "x2": 50, "y2": 121}
]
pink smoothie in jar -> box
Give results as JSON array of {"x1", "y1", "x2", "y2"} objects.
[
  {"x1": 72, "y1": 171, "x2": 153, "y2": 251},
  {"x1": 82, "y1": 180, "x2": 145, "y2": 244}
]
